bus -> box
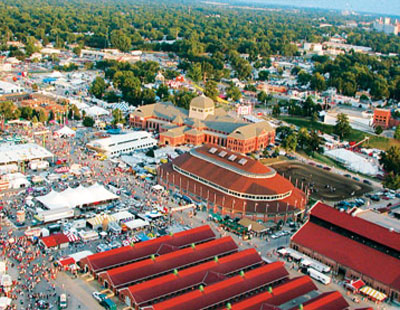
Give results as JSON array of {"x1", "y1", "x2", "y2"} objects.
[{"x1": 308, "y1": 268, "x2": 331, "y2": 285}]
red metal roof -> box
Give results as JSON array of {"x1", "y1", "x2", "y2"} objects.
[
  {"x1": 194, "y1": 145, "x2": 272, "y2": 175},
  {"x1": 288, "y1": 291, "x2": 349, "y2": 310},
  {"x1": 79, "y1": 225, "x2": 215, "y2": 273},
  {"x1": 291, "y1": 222, "x2": 400, "y2": 291},
  {"x1": 170, "y1": 150, "x2": 294, "y2": 196},
  {"x1": 310, "y1": 202, "x2": 400, "y2": 252},
  {"x1": 100, "y1": 236, "x2": 238, "y2": 289},
  {"x1": 120, "y1": 249, "x2": 262, "y2": 306},
  {"x1": 41, "y1": 233, "x2": 69, "y2": 248},
  {"x1": 151, "y1": 262, "x2": 289, "y2": 310},
  {"x1": 221, "y1": 276, "x2": 317, "y2": 310}
]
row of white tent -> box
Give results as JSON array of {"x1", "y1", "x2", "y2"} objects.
[
  {"x1": 324, "y1": 148, "x2": 380, "y2": 176},
  {"x1": 36, "y1": 183, "x2": 119, "y2": 210}
]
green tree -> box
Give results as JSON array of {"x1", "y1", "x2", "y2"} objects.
[
  {"x1": 83, "y1": 116, "x2": 95, "y2": 127},
  {"x1": 112, "y1": 109, "x2": 125, "y2": 125},
  {"x1": 257, "y1": 70, "x2": 269, "y2": 81},
  {"x1": 226, "y1": 84, "x2": 242, "y2": 101},
  {"x1": 204, "y1": 80, "x2": 219, "y2": 100},
  {"x1": 394, "y1": 125, "x2": 400, "y2": 140},
  {"x1": 310, "y1": 72, "x2": 326, "y2": 92},
  {"x1": 297, "y1": 127, "x2": 310, "y2": 150},
  {"x1": 297, "y1": 71, "x2": 311, "y2": 86},
  {"x1": 307, "y1": 130, "x2": 322, "y2": 155},
  {"x1": 272, "y1": 104, "x2": 280, "y2": 117},
  {"x1": 335, "y1": 113, "x2": 351, "y2": 140},
  {"x1": 172, "y1": 90, "x2": 196, "y2": 110},
  {"x1": 90, "y1": 77, "x2": 106, "y2": 99},
  {"x1": 375, "y1": 125, "x2": 383, "y2": 135},
  {"x1": 380, "y1": 146, "x2": 400, "y2": 176},
  {"x1": 38, "y1": 110, "x2": 47, "y2": 123},
  {"x1": 156, "y1": 84, "x2": 170, "y2": 101},
  {"x1": 187, "y1": 63, "x2": 202, "y2": 82},
  {"x1": 110, "y1": 30, "x2": 131, "y2": 52},
  {"x1": 282, "y1": 133, "x2": 297, "y2": 152},
  {"x1": 32, "y1": 116, "x2": 38, "y2": 123},
  {"x1": 72, "y1": 46, "x2": 82, "y2": 56}
]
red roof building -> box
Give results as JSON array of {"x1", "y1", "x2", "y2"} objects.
[
  {"x1": 98, "y1": 236, "x2": 238, "y2": 291},
  {"x1": 79, "y1": 225, "x2": 215, "y2": 274},
  {"x1": 119, "y1": 249, "x2": 263, "y2": 308},
  {"x1": 220, "y1": 276, "x2": 317, "y2": 310},
  {"x1": 158, "y1": 145, "x2": 306, "y2": 221},
  {"x1": 287, "y1": 291, "x2": 349, "y2": 310},
  {"x1": 148, "y1": 262, "x2": 289, "y2": 310},
  {"x1": 40, "y1": 233, "x2": 69, "y2": 249},
  {"x1": 291, "y1": 202, "x2": 400, "y2": 302}
]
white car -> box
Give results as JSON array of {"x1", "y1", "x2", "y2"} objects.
[{"x1": 92, "y1": 291, "x2": 106, "y2": 303}]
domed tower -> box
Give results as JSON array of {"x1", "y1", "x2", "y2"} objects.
[{"x1": 189, "y1": 94, "x2": 215, "y2": 120}]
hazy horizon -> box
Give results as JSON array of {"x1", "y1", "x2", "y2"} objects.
[{"x1": 239, "y1": 0, "x2": 400, "y2": 17}]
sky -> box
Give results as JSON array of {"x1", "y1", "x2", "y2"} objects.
[{"x1": 245, "y1": 0, "x2": 400, "y2": 17}]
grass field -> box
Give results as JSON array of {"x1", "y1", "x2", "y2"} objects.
[{"x1": 278, "y1": 116, "x2": 400, "y2": 151}]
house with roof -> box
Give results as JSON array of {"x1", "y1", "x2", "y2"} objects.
[
  {"x1": 39, "y1": 233, "x2": 69, "y2": 250},
  {"x1": 372, "y1": 108, "x2": 400, "y2": 129},
  {"x1": 291, "y1": 201, "x2": 400, "y2": 303},
  {"x1": 129, "y1": 95, "x2": 275, "y2": 153}
]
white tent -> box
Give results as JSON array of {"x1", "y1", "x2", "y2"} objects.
[
  {"x1": 54, "y1": 126, "x2": 75, "y2": 138},
  {"x1": 325, "y1": 148, "x2": 380, "y2": 176},
  {"x1": 84, "y1": 106, "x2": 109, "y2": 117},
  {"x1": 124, "y1": 219, "x2": 149, "y2": 230},
  {"x1": 0, "y1": 297, "x2": 11, "y2": 310},
  {"x1": 36, "y1": 183, "x2": 119, "y2": 209}
]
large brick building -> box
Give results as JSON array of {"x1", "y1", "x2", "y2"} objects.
[
  {"x1": 291, "y1": 202, "x2": 400, "y2": 303},
  {"x1": 130, "y1": 95, "x2": 275, "y2": 153},
  {"x1": 158, "y1": 144, "x2": 306, "y2": 221},
  {"x1": 372, "y1": 108, "x2": 400, "y2": 129}
]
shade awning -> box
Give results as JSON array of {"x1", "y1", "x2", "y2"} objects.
[{"x1": 360, "y1": 286, "x2": 387, "y2": 301}]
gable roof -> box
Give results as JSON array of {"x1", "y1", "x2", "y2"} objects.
[
  {"x1": 151, "y1": 262, "x2": 289, "y2": 310},
  {"x1": 291, "y1": 221, "x2": 400, "y2": 290},
  {"x1": 121, "y1": 249, "x2": 262, "y2": 306},
  {"x1": 310, "y1": 202, "x2": 400, "y2": 252},
  {"x1": 288, "y1": 291, "x2": 349, "y2": 310}
]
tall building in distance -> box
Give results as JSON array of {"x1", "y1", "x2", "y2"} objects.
[{"x1": 373, "y1": 17, "x2": 400, "y2": 35}]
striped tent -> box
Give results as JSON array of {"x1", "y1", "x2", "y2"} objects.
[
  {"x1": 360, "y1": 286, "x2": 387, "y2": 301},
  {"x1": 65, "y1": 231, "x2": 79, "y2": 243},
  {"x1": 113, "y1": 102, "x2": 129, "y2": 112}
]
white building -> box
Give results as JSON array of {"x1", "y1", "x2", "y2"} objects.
[
  {"x1": 373, "y1": 18, "x2": 399, "y2": 35},
  {"x1": 0, "y1": 143, "x2": 53, "y2": 166},
  {"x1": 86, "y1": 131, "x2": 157, "y2": 157},
  {"x1": 0, "y1": 81, "x2": 23, "y2": 94}
]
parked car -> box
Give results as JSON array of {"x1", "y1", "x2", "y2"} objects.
[
  {"x1": 96, "y1": 244, "x2": 110, "y2": 253},
  {"x1": 370, "y1": 195, "x2": 380, "y2": 201},
  {"x1": 363, "y1": 179, "x2": 372, "y2": 185},
  {"x1": 92, "y1": 292, "x2": 107, "y2": 303},
  {"x1": 344, "y1": 174, "x2": 351, "y2": 178},
  {"x1": 109, "y1": 241, "x2": 121, "y2": 249}
]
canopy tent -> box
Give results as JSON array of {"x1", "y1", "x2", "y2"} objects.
[
  {"x1": 113, "y1": 102, "x2": 130, "y2": 112},
  {"x1": 54, "y1": 126, "x2": 76, "y2": 138},
  {"x1": 65, "y1": 231, "x2": 79, "y2": 242},
  {"x1": 324, "y1": 148, "x2": 379, "y2": 176},
  {"x1": 124, "y1": 219, "x2": 150, "y2": 230},
  {"x1": 360, "y1": 286, "x2": 387, "y2": 301},
  {"x1": 87, "y1": 214, "x2": 117, "y2": 229},
  {"x1": 238, "y1": 218, "x2": 268, "y2": 233},
  {"x1": 36, "y1": 183, "x2": 119, "y2": 209},
  {"x1": 84, "y1": 106, "x2": 109, "y2": 117},
  {"x1": 112, "y1": 211, "x2": 135, "y2": 223},
  {"x1": 0, "y1": 297, "x2": 12, "y2": 310}
]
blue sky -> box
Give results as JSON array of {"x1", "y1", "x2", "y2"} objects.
[{"x1": 245, "y1": 0, "x2": 400, "y2": 16}]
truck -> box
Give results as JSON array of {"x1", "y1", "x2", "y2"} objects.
[
  {"x1": 101, "y1": 298, "x2": 117, "y2": 310},
  {"x1": 308, "y1": 268, "x2": 331, "y2": 285}
]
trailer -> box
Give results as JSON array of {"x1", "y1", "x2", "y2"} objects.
[
  {"x1": 308, "y1": 268, "x2": 332, "y2": 285},
  {"x1": 37, "y1": 207, "x2": 74, "y2": 223}
]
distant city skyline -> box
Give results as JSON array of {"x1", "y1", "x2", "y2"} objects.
[{"x1": 243, "y1": 0, "x2": 400, "y2": 17}]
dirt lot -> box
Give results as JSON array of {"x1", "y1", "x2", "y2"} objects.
[{"x1": 271, "y1": 162, "x2": 374, "y2": 201}]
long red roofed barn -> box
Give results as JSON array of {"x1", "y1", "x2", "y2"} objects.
[
  {"x1": 291, "y1": 201, "x2": 400, "y2": 302},
  {"x1": 145, "y1": 262, "x2": 289, "y2": 310},
  {"x1": 98, "y1": 236, "x2": 238, "y2": 292},
  {"x1": 118, "y1": 248, "x2": 263, "y2": 309},
  {"x1": 158, "y1": 144, "x2": 306, "y2": 221},
  {"x1": 79, "y1": 225, "x2": 215, "y2": 275}
]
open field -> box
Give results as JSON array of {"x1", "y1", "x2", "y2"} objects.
[
  {"x1": 271, "y1": 161, "x2": 374, "y2": 201},
  {"x1": 278, "y1": 116, "x2": 400, "y2": 151}
]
